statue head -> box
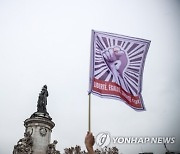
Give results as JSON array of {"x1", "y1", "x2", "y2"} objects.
[
  {"x1": 24, "y1": 132, "x2": 30, "y2": 138},
  {"x1": 43, "y1": 85, "x2": 47, "y2": 90},
  {"x1": 53, "y1": 140, "x2": 58, "y2": 144}
]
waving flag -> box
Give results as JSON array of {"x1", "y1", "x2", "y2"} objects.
[{"x1": 89, "y1": 30, "x2": 151, "y2": 110}]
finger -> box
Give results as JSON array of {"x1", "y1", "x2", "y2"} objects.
[
  {"x1": 103, "y1": 52, "x2": 108, "y2": 60},
  {"x1": 109, "y1": 48, "x2": 114, "y2": 59},
  {"x1": 93, "y1": 136, "x2": 95, "y2": 144},
  {"x1": 106, "y1": 51, "x2": 111, "y2": 61}
]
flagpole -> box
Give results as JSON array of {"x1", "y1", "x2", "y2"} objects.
[{"x1": 88, "y1": 93, "x2": 91, "y2": 132}]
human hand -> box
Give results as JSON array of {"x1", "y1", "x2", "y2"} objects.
[
  {"x1": 102, "y1": 47, "x2": 128, "y2": 79},
  {"x1": 85, "y1": 132, "x2": 95, "y2": 154}
]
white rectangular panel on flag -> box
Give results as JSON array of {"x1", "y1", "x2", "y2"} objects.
[{"x1": 89, "y1": 30, "x2": 151, "y2": 110}]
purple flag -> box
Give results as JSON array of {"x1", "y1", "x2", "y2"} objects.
[{"x1": 89, "y1": 30, "x2": 151, "y2": 110}]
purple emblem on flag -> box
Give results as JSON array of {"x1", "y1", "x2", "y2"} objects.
[{"x1": 89, "y1": 30, "x2": 151, "y2": 110}]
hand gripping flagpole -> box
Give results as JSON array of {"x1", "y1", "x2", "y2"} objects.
[{"x1": 88, "y1": 93, "x2": 91, "y2": 132}]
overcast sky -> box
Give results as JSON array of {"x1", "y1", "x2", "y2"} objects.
[{"x1": 0, "y1": 0, "x2": 180, "y2": 154}]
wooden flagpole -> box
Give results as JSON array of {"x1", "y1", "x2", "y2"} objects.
[{"x1": 88, "y1": 93, "x2": 91, "y2": 132}]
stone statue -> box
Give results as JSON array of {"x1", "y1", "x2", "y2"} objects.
[
  {"x1": 64, "y1": 145, "x2": 82, "y2": 154},
  {"x1": 37, "y1": 85, "x2": 49, "y2": 113},
  {"x1": 13, "y1": 131, "x2": 33, "y2": 154},
  {"x1": 46, "y1": 140, "x2": 60, "y2": 154}
]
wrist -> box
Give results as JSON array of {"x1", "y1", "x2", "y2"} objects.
[{"x1": 87, "y1": 147, "x2": 94, "y2": 154}]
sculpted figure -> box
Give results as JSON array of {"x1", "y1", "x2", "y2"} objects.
[
  {"x1": 13, "y1": 132, "x2": 33, "y2": 154},
  {"x1": 37, "y1": 85, "x2": 49, "y2": 113},
  {"x1": 47, "y1": 140, "x2": 60, "y2": 154}
]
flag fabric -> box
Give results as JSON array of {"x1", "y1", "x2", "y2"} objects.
[{"x1": 89, "y1": 30, "x2": 151, "y2": 110}]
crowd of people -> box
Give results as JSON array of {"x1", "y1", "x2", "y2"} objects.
[{"x1": 62, "y1": 132, "x2": 119, "y2": 154}]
